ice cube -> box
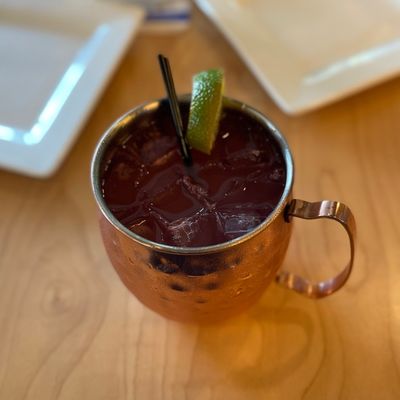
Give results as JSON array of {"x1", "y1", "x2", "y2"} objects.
[
  {"x1": 141, "y1": 136, "x2": 176, "y2": 165},
  {"x1": 181, "y1": 175, "x2": 208, "y2": 199},
  {"x1": 217, "y1": 210, "x2": 265, "y2": 237},
  {"x1": 166, "y1": 209, "x2": 206, "y2": 246},
  {"x1": 181, "y1": 175, "x2": 215, "y2": 210},
  {"x1": 269, "y1": 167, "x2": 285, "y2": 181},
  {"x1": 114, "y1": 162, "x2": 135, "y2": 181},
  {"x1": 128, "y1": 218, "x2": 155, "y2": 240},
  {"x1": 151, "y1": 149, "x2": 177, "y2": 167}
]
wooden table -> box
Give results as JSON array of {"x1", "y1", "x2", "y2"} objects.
[{"x1": 1, "y1": 7, "x2": 400, "y2": 400}]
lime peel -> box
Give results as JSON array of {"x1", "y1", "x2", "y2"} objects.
[{"x1": 187, "y1": 69, "x2": 225, "y2": 154}]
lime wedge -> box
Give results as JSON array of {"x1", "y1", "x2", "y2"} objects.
[{"x1": 187, "y1": 69, "x2": 225, "y2": 154}]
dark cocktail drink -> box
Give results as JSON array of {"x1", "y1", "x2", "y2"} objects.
[
  {"x1": 93, "y1": 96, "x2": 355, "y2": 322},
  {"x1": 101, "y1": 100, "x2": 286, "y2": 247}
]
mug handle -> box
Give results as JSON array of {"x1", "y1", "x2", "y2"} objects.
[{"x1": 276, "y1": 199, "x2": 356, "y2": 298}]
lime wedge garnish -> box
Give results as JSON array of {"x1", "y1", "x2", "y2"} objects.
[{"x1": 187, "y1": 69, "x2": 224, "y2": 154}]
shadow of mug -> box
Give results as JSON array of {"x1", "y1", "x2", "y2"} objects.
[{"x1": 184, "y1": 285, "x2": 314, "y2": 389}]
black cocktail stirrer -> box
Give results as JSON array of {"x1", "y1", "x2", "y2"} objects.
[{"x1": 158, "y1": 54, "x2": 192, "y2": 166}]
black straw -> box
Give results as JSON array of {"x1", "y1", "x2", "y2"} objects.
[{"x1": 158, "y1": 54, "x2": 192, "y2": 166}]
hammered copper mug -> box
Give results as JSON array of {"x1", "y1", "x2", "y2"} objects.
[{"x1": 91, "y1": 97, "x2": 356, "y2": 323}]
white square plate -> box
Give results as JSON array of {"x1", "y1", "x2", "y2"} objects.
[
  {"x1": 195, "y1": 0, "x2": 400, "y2": 114},
  {"x1": 0, "y1": 0, "x2": 144, "y2": 177}
]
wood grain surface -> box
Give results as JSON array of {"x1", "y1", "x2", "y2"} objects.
[{"x1": 1, "y1": 6, "x2": 400, "y2": 400}]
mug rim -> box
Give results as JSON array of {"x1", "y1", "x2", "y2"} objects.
[{"x1": 91, "y1": 96, "x2": 294, "y2": 255}]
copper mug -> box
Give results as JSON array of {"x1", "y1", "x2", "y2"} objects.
[{"x1": 91, "y1": 97, "x2": 356, "y2": 323}]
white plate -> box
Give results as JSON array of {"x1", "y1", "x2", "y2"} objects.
[
  {"x1": 0, "y1": 0, "x2": 144, "y2": 177},
  {"x1": 195, "y1": 0, "x2": 400, "y2": 114}
]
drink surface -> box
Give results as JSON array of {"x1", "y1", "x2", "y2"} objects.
[{"x1": 101, "y1": 103, "x2": 286, "y2": 247}]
